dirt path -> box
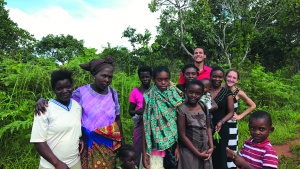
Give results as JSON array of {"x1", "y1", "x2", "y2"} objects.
[{"x1": 273, "y1": 138, "x2": 300, "y2": 157}]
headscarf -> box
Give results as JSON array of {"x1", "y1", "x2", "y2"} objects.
[
  {"x1": 79, "y1": 57, "x2": 114, "y2": 75},
  {"x1": 143, "y1": 81, "x2": 183, "y2": 154}
]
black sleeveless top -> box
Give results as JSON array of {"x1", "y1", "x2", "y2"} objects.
[{"x1": 231, "y1": 87, "x2": 240, "y2": 112}]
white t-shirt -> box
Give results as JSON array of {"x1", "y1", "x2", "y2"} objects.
[
  {"x1": 30, "y1": 99, "x2": 82, "y2": 168},
  {"x1": 200, "y1": 92, "x2": 212, "y2": 110}
]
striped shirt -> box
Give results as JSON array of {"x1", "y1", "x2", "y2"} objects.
[{"x1": 239, "y1": 138, "x2": 278, "y2": 169}]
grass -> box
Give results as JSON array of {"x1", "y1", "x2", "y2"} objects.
[
  {"x1": 291, "y1": 142, "x2": 300, "y2": 157},
  {"x1": 278, "y1": 156, "x2": 300, "y2": 169},
  {"x1": 1, "y1": 58, "x2": 300, "y2": 168},
  {"x1": 238, "y1": 108, "x2": 300, "y2": 169}
]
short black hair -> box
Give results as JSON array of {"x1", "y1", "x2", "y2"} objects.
[
  {"x1": 117, "y1": 144, "x2": 135, "y2": 159},
  {"x1": 138, "y1": 66, "x2": 152, "y2": 77},
  {"x1": 225, "y1": 69, "x2": 240, "y2": 80},
  {"x1": 51, "y1": 69, "x2": 73, "y2": 90},
  {"x1": 210, "y1": 66, "x2": 224, "y2": 77},
  {"x1": 152, "y1": 66, "x2": 170, "y2": 79},
  {"x1": 181, "y1": 64, "x2": 199, "y2": 74},
  {"x1": 201, "y1": 78, "x2": 211, "y2": 84},
  {"x1": 186, "y1": 80, "x2": 204, "y2": 93},
  {"x1": 249, "y1": 110, "x2": 273, "y2": 127},
  {"x1": 194, "y1": 46, "x2": 206, "y2": 54}
]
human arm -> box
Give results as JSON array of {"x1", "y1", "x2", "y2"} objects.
[
  {"x1": 233, "y1": 90, "x2": 256, "y2": 120},
  {"x1": 204, "y1": 110, "x2": 214, "y2": 160},
  {"x1": 113, "y1": 90, "x2": 125, "y2": 145},
  {"x1": 177, "y1": 110, "x2": 209, "y2": 159},
  {"x1": 142, "y1": 120, "x2": 150, "y2": 169},
  {"x1": 209, "y1": 99, "x2": 218, "y2": 113},
  {"x1": 174, "y1": 142, "x2": 180, "y2": 161},
  {"x1": 34, "y1": 98, "x2": 48, "y2": 116},
  {"x1": 215, "y1": 95, "x2": 234, "y2": 132},
  {"x1": 34, "y1": 142, "x2": 69, "y2": 169},
  {"x1": 115, "y1": 115, "x2": 125, "y2": 145},
  {"x1": 78, "y1": 138, "x2": 84, "y2": 155},
  {"x1": 226, "y1": 147, "x2": 276, "y2": 169},
  {"x1": 128, "y1": 102, "x2": 144, "y2": 116}
]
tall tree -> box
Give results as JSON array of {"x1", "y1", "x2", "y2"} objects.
[
  {"x1": 35, "y1": 34, "x2": 85, "y2": 64},
  {"x1": 148, "y1": 0, "x2": 284, "y2": 68},
  {"x1": 148, "y1": 0, "x2": 207, "y2": 59},
  {"x1": 122, "y1": 26, "x2": 152, "y2": 50},
  {"x1": 0, "y1": 0, "x2": 35, "y2": 58},
  {"x1": 100, "y1": 44, "x2": 137, "y2": 74},
  {"x1": 250, "y1": 0, "x2": 300, "y2": 72}
]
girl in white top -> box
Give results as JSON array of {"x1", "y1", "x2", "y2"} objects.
[{"x1": 30, "y1": 69, "x2": 83, "y2": 169}]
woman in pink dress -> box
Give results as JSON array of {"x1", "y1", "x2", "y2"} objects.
[{"x1": 128, "y1": 66, "x2": 152, "y2": 167}]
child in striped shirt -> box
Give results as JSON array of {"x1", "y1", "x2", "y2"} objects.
[{"x1": 226, "y1": 110, "x2": 278, "y2": 169}]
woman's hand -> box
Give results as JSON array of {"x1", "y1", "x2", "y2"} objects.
[
  {"x1": 232, "y1": 113, "x2": 242, "y2": 120},
  {"x1": 143, "y1": 153, "x2": 150, "y2": 169},
  {"x1": 198, "y1": 151, "x2": 209, "y2": 160},
  {"x1": 204, "y1": 148, "x2": 213, "y2": 161},
  {"x1": 54, "y1": 160, "x2": 69, "y2": 169},
  {"x1": 135, "y1": 108, "x2": 144, "y2": 115},
  {"x1": 35, "y1": 98, "x2": 48, "y2": 116},
  {"x1": 226, "y1": 147, "x2": 236, "y2": 160},
  {"x1": 215, "y1": 121, "x2": 223, "y2": 132},
  {"x1": 78, "y1": 139, "x2": 84, "y2": 155},
  {"x1": 175, "y1": 145, "x2": 180, "y2": 161}
]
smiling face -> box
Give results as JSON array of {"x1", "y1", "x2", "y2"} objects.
[
  {"x1": 139, "y1": 71, "x2": 151, "y2": 86},
  {"x1": 183, "y1": 67, "x2": 198, "y2": 82},
  {"x1": 93, "y1": 68, "x2": 113, "y2": 92},
  {"x1": 193, "y1": 48, "x2": 206, "y2": 63},
  {"x1": 211, "y1": 70, "x2": 224, "y2": 87},
  {"x1": 225, "y1": 71, "x2": 239, "y2": 87},
  {"x1": 186, "y1": 84, "x2": 203, "y2": 104},
  {"x1": 201, "y1": 79, "x2": 211, "y2": 94},
  {"x1": 153, "y1": 71, "x2": 170, "y2": 91},
  {"x1": 249, "y1": 118, "x2": 274, "y2": 144},
  {"x1": 53, "y1": 79, "x2": 73, "y2": 105},
  {"x1": 120, "y1": 151, "x2": 136, "y2": 169}
]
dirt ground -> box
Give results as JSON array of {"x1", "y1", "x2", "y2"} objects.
[{"x1": 273, "y1": 139, "x2": 300, "y2": 157}]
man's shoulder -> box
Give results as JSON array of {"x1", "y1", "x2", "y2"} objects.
[{"x1": 204, "y1": 65, "x2": 212, "y2": 71}]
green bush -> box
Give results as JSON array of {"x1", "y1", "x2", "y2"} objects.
[
  {"x1": 1, "y1": 56, "x2": 300, "y2": 168},
  {"x1": 291, "y1": 142, "x2": 300, "y2": 157}
]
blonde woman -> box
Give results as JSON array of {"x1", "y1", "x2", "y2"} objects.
[{"x1": 224, "y1": 69, "x2": 256, "y2": 169}]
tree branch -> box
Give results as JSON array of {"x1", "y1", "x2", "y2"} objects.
[{"x1": 178, "y1": 4, "x2": 192, "y2": 57}]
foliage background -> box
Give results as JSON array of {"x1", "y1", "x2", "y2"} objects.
[
  {"x1": 1, "y1": 55, "x2": 300, "y2": 168},
  {"x1": 0, "y1": 0, "x2": 300, "y2": 168}
]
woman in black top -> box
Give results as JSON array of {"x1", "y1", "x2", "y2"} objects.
[{"x1": 209, "y1": 66, "x2": 234, "y2": 169}]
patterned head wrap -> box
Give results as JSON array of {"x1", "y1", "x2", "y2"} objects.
[{"x1": 79, "y1": 57, "x2": 114, "y2": 75}]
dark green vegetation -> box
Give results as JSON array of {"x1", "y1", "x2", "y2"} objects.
[{"x1": 0, "y1": 0, "x2": 300, "y2": 168}]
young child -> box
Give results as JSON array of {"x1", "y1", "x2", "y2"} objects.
[
  {"x1": 177, "y1": 80, "x2": 213, "y2": 169},
  {"x1": 176, "y1": 64, "x2": 199, "y2": 92},
  {"x1": 142, "y1": 66, "x2": 183, "y2": 169},
  {"x1": 226, "y1": 110, "x2": 278, "y2": 169},
  {"x1": 128, "y1": 66, "x2": 152, "y2": 167},
  {"x1": 200, "y1": 78, "x2": 218, "y2": 132},
  {"x1": 117, "y1": 144, "x2": 138, "y2": 169},
  {"x1": 200, "y1": 78, "x2": 218, "y2": 112}
]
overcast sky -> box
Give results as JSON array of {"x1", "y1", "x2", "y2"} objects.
[{"x1": 6, "y1": 0, "x2": 159, "y2": 51}]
